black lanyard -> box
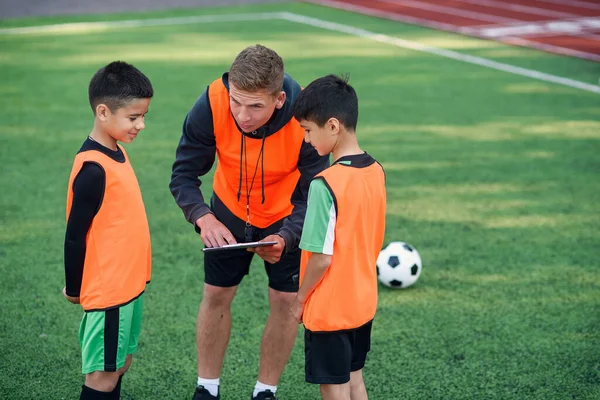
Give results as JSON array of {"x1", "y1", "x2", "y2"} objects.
[{"x1": 237, "y1": 131, "x2": 266, "y2": 240}]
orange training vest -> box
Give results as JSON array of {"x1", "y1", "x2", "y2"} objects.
[
  {"x1": 66, "y1": 146, "x2": 152, "y2": 311},
  {"x1": 208, "y1": 78, "x2": 304, "y2": 228},
  {"x1": 300, "y1": 161, "x2": 386, "y2": 332}
]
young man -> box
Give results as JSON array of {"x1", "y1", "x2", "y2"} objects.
[
  {"x1": 290, "y1": 75, "x2": 387, "y2": 400},
  {"x1": 63, "y1": 61, "x2": 153, "y2": 399},
  {"x1": 169, "y1": 45, "x2": 329, "y2": 400}
]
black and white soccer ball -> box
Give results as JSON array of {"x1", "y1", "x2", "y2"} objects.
[{"x1": 376, "y1": 242, "x2": 422, "y2": 289}]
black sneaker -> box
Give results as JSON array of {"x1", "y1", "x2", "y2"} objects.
[
  {"x1": 252, "y1": 390, "x2": 278, "y2": 400},
  {"x1": 193, "y1": 385, "x2": 220, "y2": 400}
]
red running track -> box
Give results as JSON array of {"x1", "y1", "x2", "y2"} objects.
[{"x1": 306, "y1": 0, "x2": 600, "y2": 62}]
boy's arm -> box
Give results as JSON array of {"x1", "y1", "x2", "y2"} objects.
[
  {"x1": 291, "y1": 178, "x2": 336, "y2": 322},
  {"x1": 64, "y1": 162, "x2": 104, "y2": 299},
  {"x1": 292, "y1": 252, "x2": 332, "y2": 321},
  {"x1": 169, "y1": 89, "x2": 217, "y2": 227},
  {"x1": 276, "y1": 141, "x2": 329, "y2": 252}
]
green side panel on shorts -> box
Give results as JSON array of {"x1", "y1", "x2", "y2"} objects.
[{"x1": 79, "y1": 293, "x2": 144, "y2": 374}]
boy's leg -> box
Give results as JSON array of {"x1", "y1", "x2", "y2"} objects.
[
  {"x1": 83, "y1": 371, "x2": 121, "y2": 393},
  {"x1": 80, "y1": 373, "x2": 121, "y2": 399},
  {"x1": 79, "y1": 296, "x2": 141, "y2": 399},
  {"x1": 304, "y1": 328, "x2": 352, "y2": 385},
  {"x1": 349, "y1": 370, "x2": 367, "y2": 400},
  {"x1": 348, "y1": 321, "x2": 373, "y2": 400},
  {"x1": 320, "y1": 383, "x2": 351, "y2": 400}
]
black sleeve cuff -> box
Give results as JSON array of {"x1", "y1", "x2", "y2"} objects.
[
  {"x1": 191, "y1": 206, "x2": 214, "y2": 234},
  {"x1": 276, "y1": 228, "x2": 296, "y2": 255}
]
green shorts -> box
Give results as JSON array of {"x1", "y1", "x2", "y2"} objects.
[{"x1": 79, "y1": 294, "x2": 144, "y2": 374}]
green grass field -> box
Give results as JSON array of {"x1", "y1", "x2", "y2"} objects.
[{"x1": 1, "y1": 2, "x2": 599, "y2": 399}]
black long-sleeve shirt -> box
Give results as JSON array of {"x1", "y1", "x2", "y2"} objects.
[
  {"x1": 64, "y1": 139, "x2": 124, "y2": 297},
  {"x1": 169, "y1": 73, "x2": 329, "y2": 251}
]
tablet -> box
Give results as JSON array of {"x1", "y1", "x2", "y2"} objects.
[{"x1": 202, "y1": 241, "x2": 279, "y2": 252}]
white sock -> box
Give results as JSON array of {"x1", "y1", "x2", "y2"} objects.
[
  {"x1": 198, "y1": 377, "x2": 220, "y2": 397},
  {"x1": 253, "y1": 381, "x2": 277, "y2": 397}
]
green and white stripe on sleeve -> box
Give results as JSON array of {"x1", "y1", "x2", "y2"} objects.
[{"x1": 299, "y1": 178, "x2": 336, "y2": 255}]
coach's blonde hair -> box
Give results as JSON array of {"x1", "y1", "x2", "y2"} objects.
[{"x1": 229, "y1": 44, "x2": 284, "y2": 96}]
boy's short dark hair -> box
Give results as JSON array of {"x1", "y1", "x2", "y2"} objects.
[
  {"x1": 88, "y1": 61, "x2": 154, "y2": 114},
  {"x1": 293, "y1": 74, "x2": 358, "y2": 131}
]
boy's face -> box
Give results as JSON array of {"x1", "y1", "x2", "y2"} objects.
[
  {"x1": 101, "y1": 98, "x2": 151, "y2": 143},
  {"x1": 229, "y1": 83, "x2": 285, "y2": 133},
  {"x1": 299, "y1": 119, "x2": 338, "y2": 157}
]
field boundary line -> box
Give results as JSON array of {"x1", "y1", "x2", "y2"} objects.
[{"x1": 1, "y1": 10, "x2": 598, "y2": 94}]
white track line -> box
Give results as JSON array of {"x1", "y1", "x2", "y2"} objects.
[
  {"x1": 279, "y1": 12, "x2": 600, "y2": 94},
  {"x1": 454, "y1": 0, "x2": 575, "y2": 19},
  {"x1": 533, "y1": 0, "x2": 600, "y2": 11},
  {"x1": 303, "y1": 0, "x2": 463, "y2": 31},
  {"x1": 385, "y1": 0, "x2": 600, "y2": 41},
  {"x1": 306, "y1": 0, "x2": 600, "y2": 62},
  {"x1": 0, "y1": 10, "x2": 598, "y2": 94},
  {"x1": 0, "y1": 12, "x2": 283, "y2": 35},
  {"x1": 380, "y1": 0, "x2": 519, "y2": 24},
  {"x1": 471, "y1": 17, "x2": 600, "y2": 37},
  {"x1": 501, "y1": 35, "x2": 600, "y2": 61}
]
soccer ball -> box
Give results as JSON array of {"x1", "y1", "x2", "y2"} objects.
[{"x1": 376, "y1": 242, "x2": 422, "y2": 289}]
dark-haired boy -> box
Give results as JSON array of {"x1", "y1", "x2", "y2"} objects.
[
  {"x1": 63, "y1": 61, "x2": 153, "y2": 399},
  {"x1": 290, "y1": 75, "x2": 387, "y2": 400}
]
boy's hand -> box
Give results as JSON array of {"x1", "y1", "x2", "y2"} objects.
[
  {"x1": 196, "y1": 214, "x2": 237, "y2": 248},
  {"x1": 290, "y1": 295, "x2": 304, "y2": 323},
  {"x1": 62, "y1": 287, "x2": 80, "y2": 304},
  {"x1": 250, "y1": 234, "x2": 285, "y2": 264}
]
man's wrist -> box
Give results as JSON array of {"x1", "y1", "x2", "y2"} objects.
[
  {"x1": 195, "y1": 212, "x2": 215, "y2": 232},
  {"x1": 276, "y1": 230, "x2": 293, "y2": 253}
]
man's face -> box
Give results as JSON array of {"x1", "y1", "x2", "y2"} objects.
[{"x1": 229, "y1": 83, "x2": 285, "y2": 133}]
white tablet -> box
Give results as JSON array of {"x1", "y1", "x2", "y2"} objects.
[{"x1": 202, "y1": 241, "x2": 278, "y2": 252}]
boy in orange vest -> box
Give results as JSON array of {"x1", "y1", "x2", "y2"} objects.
[
  {"x1": 290, "y1": 75, "x2": 387, "y2": 400},
  {"x1": 63, "y1": 61, "x2": 153, "y2": 399}
]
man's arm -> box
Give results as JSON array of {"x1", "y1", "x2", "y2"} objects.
[
  {"x1": 277, "y1": 141, "x2": 329, "y2": 252},
  {"x1": 169, "y1": 90, "x2": 217, "y2": 226},
  {"x1": 64, "y1": 162, "x2": 104, "y2": 298}
]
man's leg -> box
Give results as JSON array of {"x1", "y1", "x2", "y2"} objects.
[
  {"x1": 349, "y1": 370, "x2": 368, "y2": 400},
  {"x1": 198, "y1": 245, "x2": 253, "y2": 398},
  {"x1": 197, "y1": 283, "x2": 238, "y2": 378},
  {"x1": 320, "y1": 383, "x2": 351, "y2": 400},
  {"x1": 257, "y1": 288, "x2": 298, "y2": 385}
]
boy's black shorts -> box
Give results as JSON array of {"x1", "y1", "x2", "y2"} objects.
[{"x1": 304, "y1": 320, "x2": 373, "y2": 384}]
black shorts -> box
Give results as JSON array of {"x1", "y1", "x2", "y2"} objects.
[
  {"x1": 203, "y1": 228, "x2": 300, "y2": 293},
  {"x1": 304, "y1": 320, "x2": 373, "y2": 384}
]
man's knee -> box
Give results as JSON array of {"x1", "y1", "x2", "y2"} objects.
[
  {"x1": 201, "y1": 283, "x2": 237, "y2": 310},
  {"x1": 268, "y1": 288, "x2": 296, "y2": 310}
]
